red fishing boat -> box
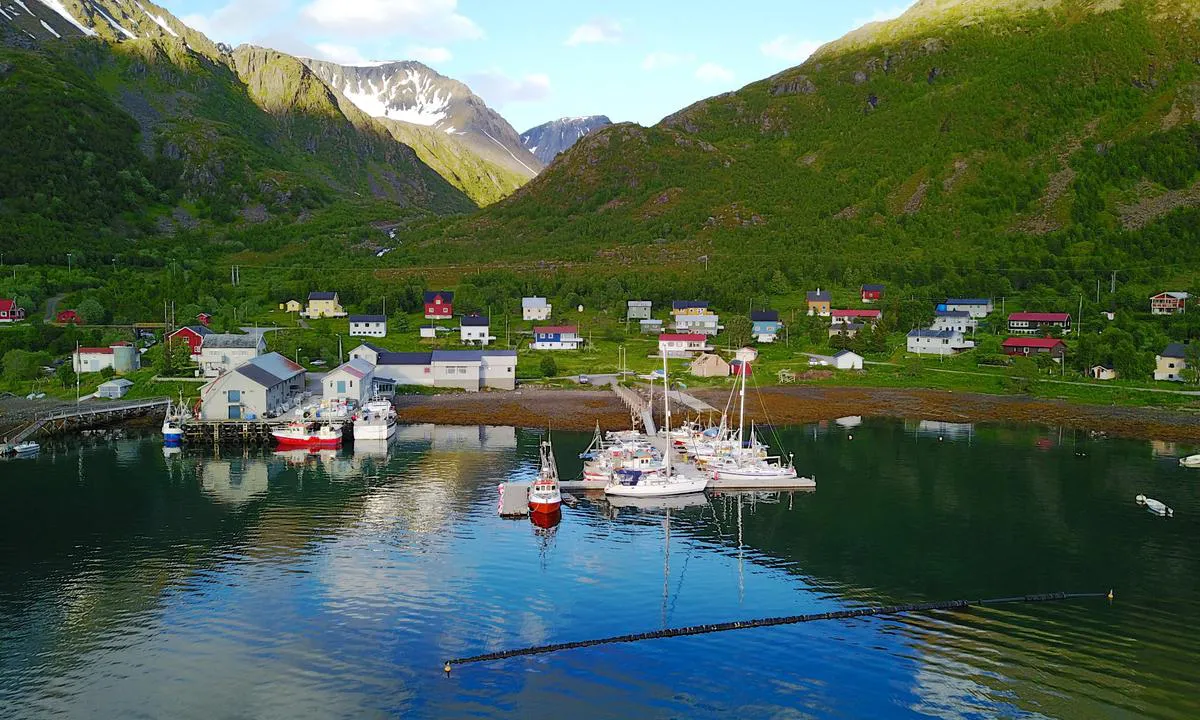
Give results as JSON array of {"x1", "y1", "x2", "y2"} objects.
[
  {"x1": 529, "y1": 438, "x2": 563, "y2": 515},
  {"x1": 271, "y1": 421, "x2": 343, "y2": 449}
]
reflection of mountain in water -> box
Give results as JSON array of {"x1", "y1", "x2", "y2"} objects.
[{"x1": 395, "y1": 424, "x2": 516, "y2": 450}]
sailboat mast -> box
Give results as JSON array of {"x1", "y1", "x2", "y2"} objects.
[
  {"x1": 662, "y1": 352, "x2": 671, "y2": 477},
  {"x1": 738, "y1": 359, "x2": 747, "y2": 448}
]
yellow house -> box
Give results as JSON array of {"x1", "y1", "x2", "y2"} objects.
[
  {"x1": 304, "y1": 292, "x2": 346, "y2": 318},
  {"x1": 283, "y1": 299, "x2": 303, "y2": 313},
  {"x1": 806, "y1": 289, "x2": 831, "y2": 317}
]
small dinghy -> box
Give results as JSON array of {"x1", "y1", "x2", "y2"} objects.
[
  {"x1": 1180, "y1": 454, "x2": 1200, "y2": 468},
  {"x1": 13, "y1": 441, "x2": 40, "y2": 456},
  {"x1": 1136, "y1": 494, "x2": 1173, "y2": 517}
]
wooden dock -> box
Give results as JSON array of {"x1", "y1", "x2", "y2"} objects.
[{"x1": 6, "y1": 398, "x2": 170, "y2": 445}]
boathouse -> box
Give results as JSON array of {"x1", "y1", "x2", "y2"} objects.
[
  {"x1": 324, "y1": 358, "x2": 375, "y2": 404},
  {"x1": 833, "y1": 350, "x2": 864, "y2": 370},
  {"x1": 97, "y1": 378, "x2": 134, "y2": 399},
  {"x1": 197, "y1": 353, "x2": 306, "y2": 420}
]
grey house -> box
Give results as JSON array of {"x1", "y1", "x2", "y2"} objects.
[
  {"x1": 627, "y1": 300, "x2": 652, "y2": 320},
  {"x1": 198, "y1": 352, "x2": 307, "y2": 420}
]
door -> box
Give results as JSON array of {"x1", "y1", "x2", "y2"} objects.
[
  {"x1": 337, "y1": 380, "x2": 346, "y2": 395},
  {"x1": 228, "y1": 405, "x2": 241, "y2": 420}
]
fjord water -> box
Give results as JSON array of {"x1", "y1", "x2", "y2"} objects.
[{"x1": 1, "y1": 422, "x2": 1197, "y2": 719}]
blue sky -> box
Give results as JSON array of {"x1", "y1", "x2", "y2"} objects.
[{"x1": 162, "y1": 0, "x2": 915, "y2": 132}]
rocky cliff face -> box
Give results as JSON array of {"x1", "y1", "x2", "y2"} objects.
[
  {"x1": 520, "y1": 115, "x2": 613, "y2": 165},
  {"x1": 0, "y1": 0, "x2": 218, "y2": 55},
  {"x1": 302, "y1": 59, "x2": 544, "y2": 179}
]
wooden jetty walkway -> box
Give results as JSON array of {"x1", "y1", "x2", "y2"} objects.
[
  {"x1": 6, "y1": 397, "x2": 170, "y2": 445},
  {"x1": 611, "y1": 384, "x2": 656, "y2": 435}
]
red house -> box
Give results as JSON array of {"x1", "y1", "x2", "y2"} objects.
[
  {"x1": 423, "y1": 291, "x2": 454, "y2": 320},
  {"x1": 56, "y1": 309, "x2": 82, "y2": 325},
  {"x1": 167, "y1": 325, "x2": 212, "y2": 356},
  {"x1": 196, "y1": 312, "x2": 212, "y2": 327},
  {"x1": 861, "y1": 284, "x2": 885, "y2": 303},
  {"x1": 730, "y1": 359, "x2": 753, "y2": 377},
  {"x1": 1002, "y1": 337, "x2": 1067, "y2": 359},
  {"x1": 0, "y1": 298, "x2": 26, "y2": 323}
]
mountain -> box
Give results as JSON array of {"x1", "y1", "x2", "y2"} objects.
[
  {"x1": 301, "y1": 59, "x2": 544, "y2": 184},
  {"x1": 520, "y1": 115, "x2": 613, "y2": 165},
  {"x1": 410, "y1": 0, "x2": 1200, "y2": 305}
]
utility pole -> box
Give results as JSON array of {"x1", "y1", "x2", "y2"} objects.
[
  {"x1": 1111, "y1": 271, "x2": 1117, "y2": 294},
  {"x1": 67, "y1": 253, "x2": 73, "y2": 275},
  {"x1": 74, "y1": 341, "x2": 80, "y2": 405}
]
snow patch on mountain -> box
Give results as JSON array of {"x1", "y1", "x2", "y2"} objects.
[
  {"x1": 35, "y1": 0, "x2": 96, "y2": 35},
  {"x1": 39, "y1": 18, "x2": 59, "y2": 36},
  {"x1": 135, "y1": 1, "x2": 177, "y2": 37},
  {"x1": 318, "y1": 66, "x2": 453, "y2": 127},
  {"x1": 520, "y1": 115, "x2": 613, "y2": 165},
  {"x1": 92, "y1": 2, "x2": 137, "y2": 39}
]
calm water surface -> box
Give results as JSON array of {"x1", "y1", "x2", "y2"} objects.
[{"x1": 1, "y1": 420, "x2": 1198, "y2": 719}]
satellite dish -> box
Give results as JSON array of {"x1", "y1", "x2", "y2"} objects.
[{"x1": 577, "y1": 305, "x2": 584, "y2": 312}]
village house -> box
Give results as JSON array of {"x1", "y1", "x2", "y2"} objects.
[
  {"x1": 55, "y1": 309, "x2": 82, "y2": 325},
  {"x1": 828, "y1": 322, "x2": 864, "y2": 339},
  {"x1": 97, "y1": 378, "x2": 134, "y2": 399},
  {"x1": 735, "y1": 347, "x2": 758, "y2": 363},
  {"x1": 939, "y1": 298, "x2": 994, "y2": 318},
  {"x1": 671, "y1": 300, "x2": 709, "y2": 317},
  {"x1": 423, "y1": 291, "x2": 454, "y2": 320},
  {"x1": 1089, "y1": 365, "x2": 1118, "y2": 381},
  {"x1": 751, "y1": 310, "x2": 782, "y2": 343},
  {"x1": 167, "y1": 325, "x2": 212, "y2": 357},
  {"x1": 674, "y1": 312, "x2": 721, "y2": 336},
  {"x1": 197, "y1": 353, "x2": 306, "y2": 420},
  {"x1": 639, "y1": 318, "x2": 664, "y2": 335},
  {"x1": 860, "y1": 284, "x2": 885, "y2": 303},
  {"x1": 73, "y1": 343, "x2": 140, "y2": 374},
  {"x1": 522, "y1": 297, "x2": 552, "y2": 321},
  {"x1": 323, "y1": 358, "x2": 375, "y2": 405},
  {"x1": 198, "y1": 333, "x2": 267, "y2": 377},
  {"x1": 906, "y1": 329, "x2": 974, "y2": 356},
  {"x1": 282, "y1": 299, "x2": 303, "y2": 313},
  {"x1": 831, "y1": 309, "x2": 882, "y2": 326},
  {"x1": 1008, "y1": 312, "x2": 1072, "y2": 335},
  {"x1": 689, "y1": 353, "x2": 730, "y2": 378},
  {"x1": 531, "y1": 326, "x2": 583, "y2": 350},
  {"x1": 1150, "y1": 292, "x2": 1190, "y2": 315},
  {"x1": 627, "y1": 300, "x2": 652, "y2": 320},
  {"x1": 1002, "y1": 337, "x2": 1067, "y2": 360},
  {"x1": 302, "y1": 292, "x2": 346, "y2": 319},
  {"x1": 196, "y1": 313, "x2": 212, "y2": 327},
  {"x1": 349, "y1": 314, "x2": 387, "y2": 338},
  {"x1": 931, "y1": 310, "x2": 976, "y2": 334},
  {"x1": 1154, "y1": 343, "x2": 1189, "y2": 382},
  {"x1": 348, "y1": 344, "x2": 517, "y2": 392},
  {"x1": 833, "y1": 350, "x2": 865, "y2": 370},
  {"x1": 0, "y1": 298, "x2": 26, "y2": 323},
  {"x1": 460, "y1": 315, "x2": 492, "y2": 346},
  {"x1": 806, "y1": 290, "x2": 831, "y2": 317},
  {"x1": 730, "y1": 359, "x2": 752, "y2": 377},
  {"x1": 659, "y1": 333, "x2": 711, "y2": 358}
]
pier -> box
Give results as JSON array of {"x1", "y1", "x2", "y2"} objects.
[
  {"x1": 179, "y1": 419, "x2": 350, "y2": 446},
  {"x1": 5, "y1": 398, "x2": 170, "y2": 448}
]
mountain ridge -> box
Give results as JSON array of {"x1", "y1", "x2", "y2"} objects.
[{"x1": 520, "y1": 115, "x2": 613, "y2": 165}]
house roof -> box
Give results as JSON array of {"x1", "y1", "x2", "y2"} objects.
[
  {"x1": 234, "y1": 352, "x2": 305, "y2": 388},
  {"x1": 170, "y1": 325, "x2": 212, "y2": 338},
  {"x1": 1002, "y1": 337, "x2": 1066, "y2": 349},
  {"x1": 672, "y1": 300, "x2": 709, "y2": 310},
  {"x1": 522, "y1": 297, "x2": 549, "y2": 308},
  {"x1": 1009, "y1": 312, "x2": 1070, "y2": 322},
  {"x1": 423, "y1": 290, "x2": 454, "y2": 303},
  {"x1": 432, "y1": 350, "x2": 485, "y2": 363},
  {"x1": 834, "y1": 350, "x2": 863, "y2": 359},
  {"x1": 0, "y1": 299, "x2": 18, "y2": 312},
  {"x1": 628, "y1": 300, "x2": 652, "y2": 306},
  {"x1": 329, "y1": 357, "x2": 374, "y2": 380},
  {"x1": 639, "y1": 318, "x2": 663, "y2": 325},
  {"x1": 308, "y1": 291, "x2": 337, "y2": 301},
  {"x1": 806, "y1": 290, "x2": 831, "y2": 302},
  {"x1": 935, "y1": 310, "x2": 971, "y2": 318},
  {"x1": 690, "y1": 353, "x2": 728, "y2": 366},
  {"x1": 945, "y1": 298, "x2": 990, "y2": 305},
  {"x1": 908, "y1": 329, "x2": 958, "y2": 339},
  {"x1": 378, "y1": 351, "x2": 433, "y2": 366},
  {"x1": 98, "y1": 378, "x2": 134, "y2": 389},
  {"x1": 676, "y1": 314, "x2": 718, "y2": 322},
  {"x1": 660, "y1": 333, "x2": 707, "y2": 342},
  {"x1": 861, "y1": 284, "x2": 885, "y2": 292},
  {"x1": 750, "y1": 310, "x2": 779, "y2": 322},
  {"x1": 832, "y1": 309, "x2": 881, "y2": 318},
  {"x1": 534, "y1": 326, "x2": 577, "y2": 334},
  {"x1": 1152, "y1": 292, "x2": 1190, "y2": 300},
  {"x1": 77, "y1": 347, "x2": 114, "y2": 355},
  {"x1": 1160, "y1": 343, "x2": 1188, "y2": 359},
  {"x1": 349, "y1": 314, "x2": 386, "y2": 323},
  {"x1": 203, "y1": 333, "x2": 264, "y2": 349},
  {"x1": 832, "y1": 322, "x2": 865, "y2": 331},
  {"x1": 358, "y1": 341, "x2": 387, "y2": 353},
  {"x1": 461, "y1": 315, "x2": 490, "y2": 326}
]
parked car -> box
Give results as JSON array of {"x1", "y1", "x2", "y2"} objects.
[{"x1": 578, "y1": 374, "x2": 590, "y2": 385}]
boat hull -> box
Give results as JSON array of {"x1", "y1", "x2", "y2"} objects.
[
  {"x1": 529, "y1": 499, "x2": 563, "y2": 514},
  {"x1": 1180, "y1": 455, "x2": 1200, "y2": 468},
  {"x1": 353, "y1": 421, "x2": 396, "y2": 441},
  {"x1": 605, "y1": 478, "x2": 708, "y2": 497},
  {"x1": 272, "y1": 433, "x2": 342, "y2": 449}
]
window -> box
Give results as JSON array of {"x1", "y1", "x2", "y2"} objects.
[{"x1": 228, "y1": 389, "x2": 241, "y2": 401}]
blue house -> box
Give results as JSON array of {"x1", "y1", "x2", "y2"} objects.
[{"x1": 750, "y1": 310, "x2": 782, "y2": 343}]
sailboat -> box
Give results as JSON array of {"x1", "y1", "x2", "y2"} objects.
[
  {"x1": 605, "y1": 354, "x2": 708, "y2": 498},
  {"x1": 529, "y1": 435, "x2": 563, "y2": 515}
]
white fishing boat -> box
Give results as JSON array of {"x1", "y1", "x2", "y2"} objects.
[
  {"x1": 606, "y1": 354, "x2": 708, "y2": 498},
  {"x1": 1136, "y1": 494, "x2": 1173, "y2": 517},
  {"x1": 162, "y1": 394, "x2": 186, "y2": 445},
  {"x1": 353, "y1": 398, "x2": 396, "y2": 440},
  {"x1": 12, "y1": 441, "x2": 39, "y2": 456},
  {"x1": 529, "y1": 437, "x2": 563, "y2": 515},
  {"x1": 1180, "y1": 454, "x2": 1200, "y2": 468}
]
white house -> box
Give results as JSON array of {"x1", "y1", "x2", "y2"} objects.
[
  {"x1": 659, "y1": 333, "x2": 711, "y2": 358},
  {"x1": 673, "y1": 314, "x2": 721, "y2": 336},
  {"x1": 931, "y1": 310, "x2": 977, "y2": 334},
  {"x1": 198, "y1": 333, "x2": 267, "y2": 377},
  {"x1": 97, "y1": 378, "x2": 134, "y2": 399},
  {"x1": 906, "y1": 329, "x2": 974, "y2": 356},
  {"x1": 349, "y1": 314, "x2": 387, "y2": 338},
  {"x1": 73, "y1": 343, "x2": 140, "y2": 374},
  {"x1": 197, "y1": 353, "x2": 306, "y2": 420},
  {"x1": 531, "y1": 326, "x2": 583, "y2": 350},
  {"x1": 460, "y1": 315, "x2": 492, "y2": 346},
  {"x1": 324, "y1": 357, "x2": 375, "y2": 404},
  {"x1": 832, "y1": 350, "x2": 864, "y2": 370},
  {"x1": 940, "y1": 298, "x2": 993, "y2": 319},
  {"x1": 522, "y1": 297, "x2": 552, "y2": 321},
  {"x1": 347, "y1": 344, "x2": 516, "y2": 392}
]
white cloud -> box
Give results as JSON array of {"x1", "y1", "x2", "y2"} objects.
[
  {"x1": 694, "y1": 62, "x2": 734, "y2": 84},
  {"x1": 465, "y1": 70, "x2": 551, "y2": 106},
  {"x1": 641, "y1": 51, "x2": 694, "y2": 71},
  {"x1": 406, "y1": 46, "x2": 452, "y2": 65},
  {"x1": 760, "y1": 35, "x2": 822, "y2": 63},
  {"x1": 301, "y1": 0, "x2": 483, "y2": 42},
  {"x1": 564, "y1": 17, "x2": 622, "y2": 46},
  {"x1": 181, "y1": 0, "x2": 290, "y2": 43},
  {"x1": 313, "y1": 42, "x2": 373, "y2": 65}
]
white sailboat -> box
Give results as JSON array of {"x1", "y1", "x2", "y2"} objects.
[{"x1": 606, "y1": 355, "x2": 708, "y2": 498}]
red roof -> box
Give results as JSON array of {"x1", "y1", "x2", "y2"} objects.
[
  {"x1": 534, "y1": 326, "x2": 578, "y2": 334},
  {"x1": 0, "y1": 299, "x2": 15, "y2": 312},
  {"x1": 1009, "y1": 312, "x2": 1070, "y2": 322},
  {"x1": 660, "y1": 334, "x2": 707, "y2": 342},
  {"x1": 1003, "y1": 337, "x2": 1066, "y2": 349},
  {"x1": 831, "y1": 309, "x2": 882, "y2": 318},
  {"x1": 77, "y1": 347, "x2": 114, "y2": 355}
]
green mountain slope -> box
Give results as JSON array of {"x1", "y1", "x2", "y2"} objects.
[{"x1": 406, "y1": 0, "x2": 1200, "y2": 301}]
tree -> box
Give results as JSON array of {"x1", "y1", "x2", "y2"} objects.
[
  {"x1": 2, "y1": 349, "x2": 49, "y2": 380},
  {"x1": 768, "y1": 269, "x2": 791, "y2": 295},
  {"x1": 158, "y1": 338, "x2": 194, "y2": 376},
  {"x1": 76, "y1": 297, "x2": 107, "y2": 325},
  {"x1": 56, "y1": 362, "x2": 76, "y2": 389},
  {"x1": 539, "y1": 355, "x2": 558, "y2": 378},
  {"x1": 1185, "y1": 343, "x2": 1200, "y2": 385},
  {"x1": 99, "y1": 366, "x2": 116, "y2": 379},
  {"x1": 721, "y1": 315, "x2": 753, "y2": 349}
]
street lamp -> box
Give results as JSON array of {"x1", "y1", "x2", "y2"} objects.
[{"x1": 66, "y1": 253, "x2": 73, "y2": 274}]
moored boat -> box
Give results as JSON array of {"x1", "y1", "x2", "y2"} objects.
[
  {"x1": 162, "y1": 397, "x2": 185, "y2": 445},
  {"x1": 1180, "y1": 454, "x2": 1200, "y2": 468},
  {"x1": 272, "y1": 421, "x2": 343, "y2": 449},
  {"x1": 529, "y1": 438, "x2": 563, "y2": 514},
  {"x1": 1136, "y1": 494, "x2": 1173, "y2": 517},
  {"x1": 353, "y1": 399, "x2": 397, "y2": 441},
  {"x1": 12, "y1": 441, "x2": 40, "y2": 456}
]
